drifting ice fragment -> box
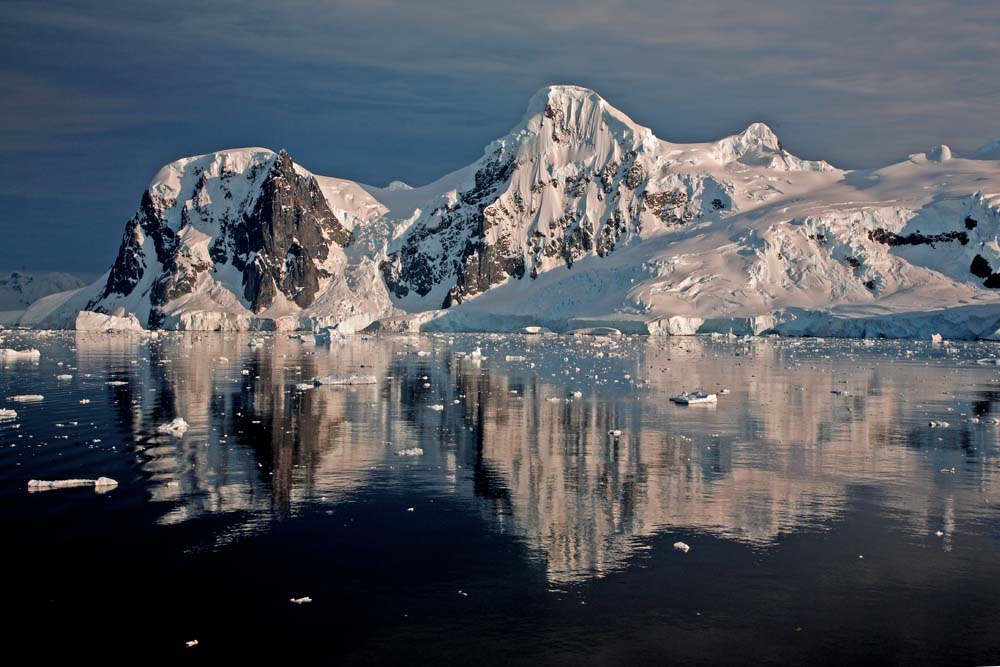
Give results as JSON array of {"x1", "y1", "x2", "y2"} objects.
[
  {"x1": 157, "y1": 417, "x2": 189, "y2": 436},
  {"x1": 8, "y1": 394, "x2": 43, "y2": 403},
  {"x1": 311, "y1": 374, "x2": 377, "y2": 386},
  {"x1": 28, "y1": 477, "x2": 118, "y2": 492},
  {"x1": 0, "y1": 348, "x2": 40, "y2": 360},
  {"x1": 673, "y1": 541, "x2": 691, "y2": 553},
  {"x1": 670, "y1": 392, "x2": 717, "y2": 405}
]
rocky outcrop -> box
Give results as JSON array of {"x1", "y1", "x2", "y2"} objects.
[
  {"x1": 92, "y1": 149, "x2": 350, "y2": 326},
  {"x1": 230, "y1": 150, "x2": 350, "y2": 311}
]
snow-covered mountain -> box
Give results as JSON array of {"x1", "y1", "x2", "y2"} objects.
[
  {"x1": 0, "y1": 271, "x2": 85, "y2": 310},
  {"x1": 30, "y1": 85, "x2": 1000, "y2": 338}
]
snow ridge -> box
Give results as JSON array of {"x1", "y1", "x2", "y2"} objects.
[{"x1": 26, "y1": 85, "x2": 1000, "y2": 340}]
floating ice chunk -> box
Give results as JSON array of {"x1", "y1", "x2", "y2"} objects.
[
  {"x1": 75, "y1": 311, "x2": 143, "y2": 332},
  {"x1": 94, "y1": 477, "x2": 118, "y2": 491},
  {"x1": 311, "y1": 374, "x2": 377, "y2": 386},
  {"x1": 28, "y1": 477, "x2": 117, "y2": 492},
  {"x1": 8, "y1": 394, "x2": 43, "y2": 403},
  {"x1": 157, "y1": 417, "x2": 189, "y2": 436},
  {"x1": 397, "y1": 448, "x2": 424, "y2": 456},
  {"x1": 928, "y1": 421, "x2": 950, "y2": 428},
  {"x1": 671, "y1": 392, "x2": 717, "y2": 405},
  {"x1": 0, "y1": 408, "x2": 16, "y2": 420},
  {"x1": 429, "y1": 404, "x2": 444, "y2": 411},
  {"x1": 568, "y1": 327, "x2": 622, "y2": 337},
  {"x1": 0, "y1": 348, "x2": 41, "y2": 360},
  {"x1": 290, "y1": 597, "x2": 312, "y2": 604},
  {"x1": 673, "y1": 541, "x2": 691, "y2": 553}
]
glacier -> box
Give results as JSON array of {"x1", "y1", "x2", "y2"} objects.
[{"x1": 20, "y1": 84, "x2": 1000, "y2": 340}]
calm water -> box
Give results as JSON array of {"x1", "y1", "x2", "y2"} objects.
[{"x1": 2, "y1": 331, "x2": 1000, "y2": 663}]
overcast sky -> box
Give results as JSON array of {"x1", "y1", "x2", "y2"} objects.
[{"x1": 2, "y1": 0, "x2": 998, "y2": 275}]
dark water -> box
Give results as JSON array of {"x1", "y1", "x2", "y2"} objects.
[{"x1": 2, "y1": 331, "x2": 1000, "y2": 663}]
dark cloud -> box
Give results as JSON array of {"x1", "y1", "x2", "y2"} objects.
[{"x1": 1, "y1": 0, "x2": 998, "y2": 273}]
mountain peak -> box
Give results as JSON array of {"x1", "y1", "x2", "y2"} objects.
[
  {"x1": 739, "y1": 122, "x2": 781, "y2": 150},
  {"x1": 972, "y1": 137, "x2": 1000, "y2": 160},
  {"x1": 507, "y1": 84, "x2": 654, "y2": 156}
]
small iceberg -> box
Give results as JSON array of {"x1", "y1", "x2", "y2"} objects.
[
  {"x1": 157, "y1": 417, "x2": 189, "y2": 436},
  {"x1": 8, "y1": 394, "x2": 43, "y2": 403},
  {"x1": 311, "y1": 374, "x2": 377, "y2": 386},
  {"x1": 0, "y1": 348, "x2": 41, "y2": 360},
  {"x1": 670, "y1": 391, "x2": 717, "y2": 405},
  {"x1": 28, "y1": 477, "x2": 118, "y2": 492}
]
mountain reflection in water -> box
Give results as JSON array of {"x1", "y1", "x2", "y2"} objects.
[{"x1": 48, "y1": 332, "x2": 998, "y2": 585}]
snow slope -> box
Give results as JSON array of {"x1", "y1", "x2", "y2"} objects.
[{"x1": 32, "y1": 85, "x2": 1000, "y2": 339}]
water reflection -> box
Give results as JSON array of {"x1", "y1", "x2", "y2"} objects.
[{"x1": 70, "y1": 332, "x2": 1000, "y2": 583}]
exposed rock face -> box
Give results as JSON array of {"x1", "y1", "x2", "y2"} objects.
[
  {"x1": 230, "y1": 151, "x2": 350, "y2": 311},
  {"x1": 381, "y1": 146, "x2": 521, "y2": 305},
  {"x1": 867, "y1": 228, "x2": 968, "y2": 247},
  {"x1": 92, "y1": 149, "x2": 350, "y2": 326},
  {"x1": 102, "y1": 190, "x2": 173, "y2": 301}
]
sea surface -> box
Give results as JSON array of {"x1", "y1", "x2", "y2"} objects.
[{"x1": 2, "y1": 330, "x2": 999, "y2": 663}]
